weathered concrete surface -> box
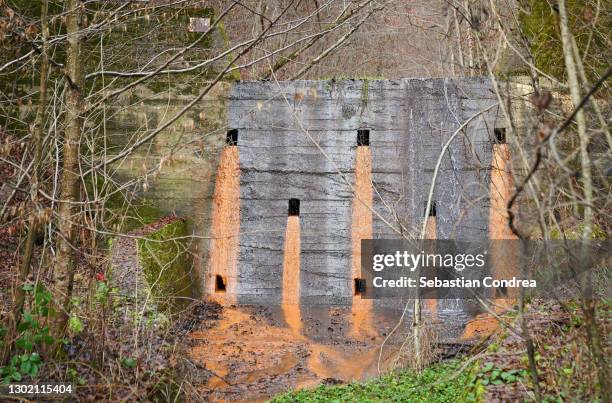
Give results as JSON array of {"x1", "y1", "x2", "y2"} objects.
[
  {"x1": 227, "y1": 78, "x2": 526, "y2": 305},
  {"x1": 108, "y1": 83, "x2": 231, "y2": 296}
]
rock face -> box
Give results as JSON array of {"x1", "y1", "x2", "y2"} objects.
[{"x1": 224, "y1": 77, "x2": 520, "y2": 305}]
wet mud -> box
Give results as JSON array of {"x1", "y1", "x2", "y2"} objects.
[{"x1": 187, "y1": 301, "x2": 487, "y2": 402}]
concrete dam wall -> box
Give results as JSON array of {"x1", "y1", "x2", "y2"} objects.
[{"x1": 206, "y1": 77, "x2": 515, "y2": 306}]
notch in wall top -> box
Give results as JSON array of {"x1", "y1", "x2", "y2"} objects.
[
  {"x1": 494, "y1": 128, "x2": 506, "y2": 144},
  {"x1": 226, "y1": 129, "x2": 238, "y2": 146},
  {"x1": 288, "y1": 198, "x2": 300, "y2": 216},
  {"x1": 424, "y1": 201, "x2": 437, "y2": 217},
  {"x1": 357, "y1": 129, "x2": 370, "y2": 146}
]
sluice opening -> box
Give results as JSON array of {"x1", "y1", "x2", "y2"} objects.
[
  {"x1": 226, "y1": 128, "x2": 238, "y2": 146},
  {"x1": 425, "y1": 201, "x2": 437, "y2": 217},
  {"x1": 354, "y1": 278, "x2": 366, "y2": 296},
  {"x1": 494, "y1": 127, "x2": 506, "y2": 144},
  {"x1": 357, "y1": 129, "x2": 370, "y2": 146},
  {"x1": 288, "y1": 198, "x2": 300, "y2": 216},
  {"x1": 215, "y1": 275, "x2": 227, "y2": 293}
]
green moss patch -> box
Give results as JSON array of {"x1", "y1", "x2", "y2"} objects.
[
  {"x1": 519, "y1": 0, "x2": 610, "y2": 82},
  {"x1": 137, "y1": 218, "x2": 193, "y2": 312}
]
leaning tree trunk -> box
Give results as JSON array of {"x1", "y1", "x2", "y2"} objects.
[{"x1": 51, "y1": 0, "x2": 84, "y2": 341}]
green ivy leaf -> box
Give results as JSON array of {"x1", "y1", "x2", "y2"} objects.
[
  {"x1": 15, "y1": 338, "x2": 33, "y2": 351},
  {"x1": 68, "y1": 316, "x2": 84, "y2": 334},
  {"x1": 122, "y1": 357, "x2": 137, "y2": 368},
  {"x1": 20, "y1": 361, "x2": 31, "y2": 375}
]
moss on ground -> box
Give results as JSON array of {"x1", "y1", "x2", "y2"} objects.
[{"x1": 137, "y1": 219, "x2": 193, "y2": 312}]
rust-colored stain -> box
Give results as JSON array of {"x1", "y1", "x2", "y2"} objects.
[
  {"x1": 208, "y1": 146, "x2": 241, "y2": 303},
  {"x1": 489, "y1": 144, "x2": 516, "y2": 240},
  {"x1": 282, "y1": 216, "x2": 302, "y2": 336},
  {"x1": 489, "y1": 144, "x2": 518, "y2": 304},
  {"x1": 350, "y1": 146, "x2": 375, "y2": 338},
  {"x1": 424, "y1": 217, "x2": 437, "y2": 317}
]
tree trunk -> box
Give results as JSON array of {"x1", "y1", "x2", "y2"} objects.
[
  {"x1": 1, "y1": 0, "x2": 50, "y2": 365},
  {"x1": 557, "y1": 2, "x2": 610, "y2": 401},
  {"x1": 51, "y1": 0, "x2": 84, "y2": 341}
]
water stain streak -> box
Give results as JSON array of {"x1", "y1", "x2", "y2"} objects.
[
  {"x1": 208, "y1": 146, "x2": 241, "y2": 303},
  {"x1": 350, "y1": 146, "x2": 375, "y2": 338},
  {"x1": 282, "y1": 216, "x2": 302, "y2": 335}
]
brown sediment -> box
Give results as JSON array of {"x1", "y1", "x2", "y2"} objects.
[
  {"x1": 350, "y1": 146, "x2": 375, "y2": 338},
  {"x1": 187, "y1": 304, "x2": 394, "y2": 402},
  {"x1": 188, "y1": 306, "x2": 306, "y2": 402},
  {"x1": 282, "y1": 216, "x2": 303, "y2": 336},
  {"x1": 424, "y1": 217, "x2": 438, "y2": 317},
  {"x1": 489, "y1": 144, "x2": 519, "y2": 303},
  {"x1": 208, "y1": 146, "x2": 241, "y2": 303}
]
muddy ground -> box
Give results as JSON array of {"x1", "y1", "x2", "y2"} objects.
[{"x1": 184, "y1": 302, "x2": 486, "y2": 402}]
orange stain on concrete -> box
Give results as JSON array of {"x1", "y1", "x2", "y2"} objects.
[
  {"x1": 350, "y1": 146, "x2": 375, "y2": 338},
  {"x1": 489, "y1": 144, "x2": 519, "y2": 304},
  {"x1": 208, "y1": 146, "x2": 241, "y2": 303},
  {"x1": 489, "y1": 144, "x2": 516, "y2": 240},
  {"x1": 424, "y1": 217, "x2": 438, "y2": 316},
  {"x1": 282, "y1": 216, "x2": 303, "y2": 336}
]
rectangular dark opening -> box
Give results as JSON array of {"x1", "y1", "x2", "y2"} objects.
[
  {"x1": 226, "y1": 129, "x2": 238, "y2": 146},
  {"x1": 354, "y1": 278, "x2": 367, "y2": 295},
  {"x1": 215, "y1": 275, "x2": 226, "y2": 293},
  {"x1": 424, "y1": 202, "x2": 437, "y2": 217},
  {"x1": 357, "y1": 129, "x2": 370, "y2": 146},
  {"x1": 288, "y1": 198, "x2": 300, "y2": 216},
  {"x1": 494, "y1": 128, "x2": 506, "y2": 144}
]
